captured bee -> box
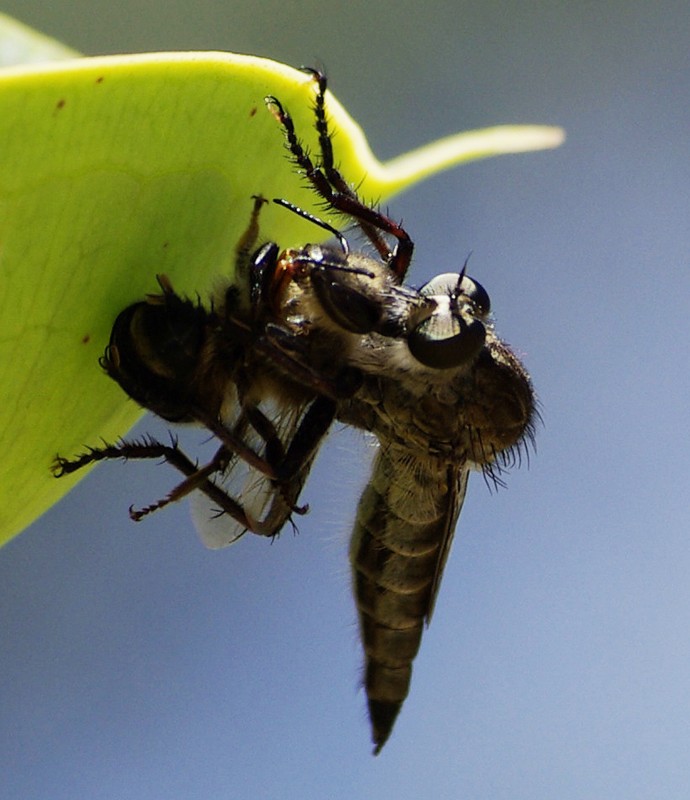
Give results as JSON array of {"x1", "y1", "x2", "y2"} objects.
[
  {"x1": 55, "y1": 70, "x2": 536, "y2": 753},
  {"x1": 53, "y1": 197, "x2": 349, "y2": 545}
]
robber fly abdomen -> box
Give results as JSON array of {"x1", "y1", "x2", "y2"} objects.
[{"x1": 350, "y1": 446, "x2": 466, "y2": 754}]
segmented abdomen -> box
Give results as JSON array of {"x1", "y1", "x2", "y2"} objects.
[{"x1": 350, "y1": 445, "x2": 464, "y2": 754}]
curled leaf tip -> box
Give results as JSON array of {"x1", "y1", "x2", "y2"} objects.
[{"x1": 366, "y1": 125, "x2": 566, "y2": 196}]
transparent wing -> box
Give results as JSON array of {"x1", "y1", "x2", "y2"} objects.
[
  {"x1": 190, "y1": 394, "x2": 325, "y2": 549},
  {"x1": 426, "y1": 465, "x2": 469, "y2": 620}
]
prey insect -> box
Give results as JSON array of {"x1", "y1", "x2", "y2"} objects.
[
  {"x1": 53, "y1": 197, "x2": 345, "y2": 545},
  {"x1": 55, "y1": 69, "x2": 536, "y2": 754}
]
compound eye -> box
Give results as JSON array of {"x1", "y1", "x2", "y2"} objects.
[
  {"x1": 419, "y1": 272, "x2": 460, "y2": 297},
  {"x1": 459, "y1": 275, "x2": 490, "y2": 316},
  {"x1": 310, "y1": 267, "x2": 383, "y2": 333},
  {"x1": 407, "y1": 296, "x2": 486, "y2": 369},
  {"x1": 419, "y1": 272, "x2": 491, "y2": 316}
]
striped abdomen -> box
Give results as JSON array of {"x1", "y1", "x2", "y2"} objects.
[{"x1": 349, "y1": 445, "x2": 466, "y2": 754}]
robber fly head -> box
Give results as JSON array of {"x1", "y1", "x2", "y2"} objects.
[{"x1": 263, "y1": 233, "x2": 495, "y2": 374}]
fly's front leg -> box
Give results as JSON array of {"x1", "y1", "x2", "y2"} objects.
[
  {"x1": 240, "y1": 394, "x2": 337, "y2": 515},
  {"x1": 266, "y1": 71, "x2": 414, "y2": 279},
  {"x1": 303, "y1": 68, "x2": 390, "y2": 261},
  {"x1": 184, "y1": 403, "x2": 285, "y2": 482},
  {"x1": 238, "y1": 402, "x2": 308, "y2": 516},
  {"x1": 276, "y1": 395, "x2": 336, "y2": 485}
]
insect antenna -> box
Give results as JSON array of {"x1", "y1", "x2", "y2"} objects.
[{"x1": 272, "y1": 197, "x2": 349, "y2": 254}]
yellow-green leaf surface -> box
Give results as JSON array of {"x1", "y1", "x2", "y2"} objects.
[{"x1": 0, "y1": 31, "x2": 564, "y2": 546}]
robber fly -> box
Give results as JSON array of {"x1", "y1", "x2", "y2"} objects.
[
  {"x1": 55, "y1": 70, "x2": 536, "y2": 754},
  {"x1": 263, "y1": 72, "x2": 537, "y2": 753}
]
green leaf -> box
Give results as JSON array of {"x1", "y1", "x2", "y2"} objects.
[{"x1": 0, "y1": 29, "x2": 563, "y2": 546}]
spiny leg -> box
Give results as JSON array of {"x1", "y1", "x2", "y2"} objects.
[
  {"x1": 237, "y1": 401, "x2": 307, "y2": 515},
  {"x1": 53, "y1": 391, "x2": 333, "y2": 531},
  {"x1": 265, "y1": 91, "x2": 389, "y2": 261},
  {"x1": 187, "y1": 406, "x2": 281, "y2": 482},
  {"x1": 302, "y1": 67, "x2": 391, "y2": 262},
  {"x1": 302, "y1": 67, "x2": 392, "y2": 261},
  {"x1": 275, "y1": 396, "x2": 336, "y2": 483},
  {"x1": 127, "y1": 444, "x2": 234, "y2": 521},
  {"x1": 266, "y1": 72, "x2": 414, "y2": 279},
  {"x1": 241, "y1": 394, "x2": 337, "y2": 514},
  {"x1": 54, "y1": 437, "x2": 260, "y2": 531},
  {"x1": 267, "y1": 72, "x2": 388, "y2": 260}
]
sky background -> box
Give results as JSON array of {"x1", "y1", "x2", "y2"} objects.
[{"x1": 2, "y1": 2, "x2": 689, "y2": 798}]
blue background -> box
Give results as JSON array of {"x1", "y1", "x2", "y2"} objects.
[{"x1": 2, "y1": 2, "x2": 689, "y2": 798}]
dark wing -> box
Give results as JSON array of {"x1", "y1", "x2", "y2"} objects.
[{"x1": 425, "y1": 464, "x2": 470, "y2": 621}]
